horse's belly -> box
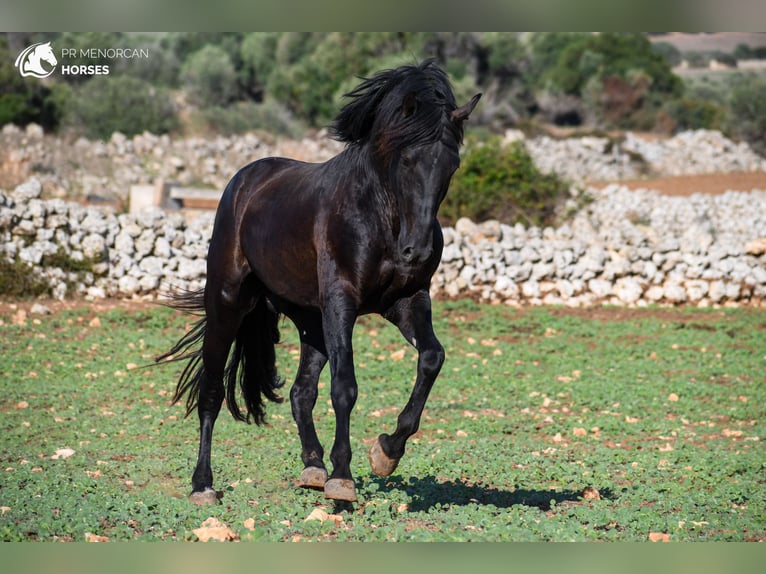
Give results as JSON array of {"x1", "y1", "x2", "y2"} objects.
[{"x1": 243, "y1": 232, "x2": 320, "y2": 308}]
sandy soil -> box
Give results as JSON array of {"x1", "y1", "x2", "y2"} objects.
[{"x1": 595, "y1": 171, "x2": 766, "y2": 196}]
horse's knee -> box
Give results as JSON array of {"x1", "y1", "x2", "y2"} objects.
[
  {"x1": 330, "y1": 377, "x2": 358, "y2": 412},
  {"x1": 419, "y1": 342, "x2": 444, "y2": 379}
]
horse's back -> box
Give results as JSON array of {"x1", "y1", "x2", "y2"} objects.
[
  {"x1": 212, "y1": 156, "x2": 327, "y2": 308},
  {"x1": 221, "y1": 156, "x2": 306, "y2": 208}
]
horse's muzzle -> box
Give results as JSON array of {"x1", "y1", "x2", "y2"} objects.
[{"x1": 399, "y1": 244, "x2": 434, "y2": 265}]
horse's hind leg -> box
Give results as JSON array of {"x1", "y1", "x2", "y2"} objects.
[
  {"x1": 372, "y1": 290, "x2": 444, "y2": 476},
  {"x1": 189, "y1": 296, "x2": 244, "y2": 505},
  {"x1": 189, "y1": 279, "x2": 254, "y2": 504}
]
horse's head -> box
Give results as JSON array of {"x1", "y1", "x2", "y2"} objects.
[
  {"x1": 392, "y1": 91, "x2": 481, "y2": 265},
  {"x1": 15, "y1": 41, "x2": 57, "y2": 78},
  {"x1": 332, "y1": 61, "x2": 481, "y2": 266},
  {"x1": 36, "y1": 42, "x2": 58, "y2": 67}
]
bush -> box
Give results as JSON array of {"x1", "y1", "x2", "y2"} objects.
[
  {"x1": 652, "y1": 42, "x2": 683, "y2": 67},
  {"x1": 0, "y1": 257, "x2": 49, "y2": 298},
  {"x1": 661, "y1": 97, "x2": 724, "y2": 132},
  {"x1": 538, "y1": 33, "x2": 682, "y2": 129},
  {"x1": 191, "y1": 99, "x2": 304, "y2": 138},
  {"x1": 180, "y1": 44, "x2": 239, "y2": 107},
  {"x1": 726, "y1": 75, "x2": 766, "y2": 155},
  {"x1": 239, "y1": 33, "x2": 280, "y2": 99},
  {"x1": 60, "y1": 75, "x2": 178, "y2": 140},
  {"x1": 0, "y1": 35, "x2": 61, "y2": 130},
  {"x1": 441, "y1": 137, "x2": 570, "y2": 227}
]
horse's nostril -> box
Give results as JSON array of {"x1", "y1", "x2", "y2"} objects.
[{"x1": 401, "y1": 246, "x2": 415, "y2": 261}]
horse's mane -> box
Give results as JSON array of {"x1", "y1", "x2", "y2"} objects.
[{"x1": 330, "y1": 60, "x2": 462, "y2": 155}]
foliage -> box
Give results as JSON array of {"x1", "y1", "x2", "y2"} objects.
[
  {"x1": 265, "y1": 32, "x2": 428, "y2": 126},
  {"x1": 0, "y1": 257, "x2": 49, "y2": 298},
  {"x1": 733, "y1": 43, "x2": 766, "y2": 60},
  {"x1": 239, "y1": 32, "x2": 280, "y2": 100},
  {"x1": 0, "y1": 301, "x2": 763, "y2": 541},
  {"x1": 0, "y1": 248, "x2": 101, "y2": 298},
  {"x1": 539, "y1": 34, "x2": 682, "y2": 130},
  {"x1": 191, "y1": 99, "x2": 304, "y2": 138},
  {"x1": 482, "y1": 33, "x2": 526, "y2": 79},
  {"x1": 1, "y1": 32, "x2": 763, "y2": 141},
  {"x1": 0, "y1": 36, "x2": 61, "y2": 130},
  {"x1": 683, "y1": 50, "x2": 738, "y2": 69},
  {"x1": 441, "y1": 137, "x2": 569, "y2": 227},
  {"x1": 547, "y1": 34, "x2": 681, "y2": 97},
  {"x1": 58, "y1": 75, "x2": 178, "y2": 140},
  {"x1": 660, "y1": 97, "x2": 724, "y2": 132},
  {"x1": 726, "y1": 74, "x2": 766, "y2": 155},
  {"x1": 524, "y1": 33, "x2": 590, "y2": 91},
  {"x1": 651, "y1": 41, "x2": 683, "y2": 68},
  {"x1": 179, "y1": 44, "x2": 239, "y2": 108}
]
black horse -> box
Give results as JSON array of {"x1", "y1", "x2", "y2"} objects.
[{"x1": 159, "y1": 61, "x2": 480, "y2": 504}]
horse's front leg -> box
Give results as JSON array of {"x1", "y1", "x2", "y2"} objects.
[
  {"x1": 371, "y1": 290, "x2": 445, "y2": 476},
  {"x1": 320, "y1": 287, "x2": 359, "y2": 502}
]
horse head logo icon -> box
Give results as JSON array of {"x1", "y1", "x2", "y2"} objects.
[{"x1": 14, "y1": 42, "x2": 58, "y2": 78}]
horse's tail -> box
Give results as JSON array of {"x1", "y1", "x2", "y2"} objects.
[
  {"x1": 224, "y1": 296, "x2": 285, "y2": 424},
  {"x1": 156, "y1": 288, "x2": 284, "y2": 425}
]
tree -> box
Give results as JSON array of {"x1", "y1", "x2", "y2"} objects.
[
  {"x1": 536, "y1": 33, "x2": 683, "y2": 128},
  {"x1": 727, "y1": 75, "x2": 766, "y2": 154},
  {"x1": 180, "y1": 45, "x2": 239, "y2": 108},
  {"x1": 0, "y1": 35, "x2": 60, "y2": 129},
  {"x1": 60, "y1": 75, "x2": 178, "y2": 139},
  {"x1": 239, "y1": 33, "x2": 279, "y2": 100}
]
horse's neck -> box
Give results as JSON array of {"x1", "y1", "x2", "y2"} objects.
[
  {"x1": 24, "y1": 53, "x2": 41, "y2": 72},
  {"x1": 334, "y1": 145, "x2": 399, "y2": 222}
]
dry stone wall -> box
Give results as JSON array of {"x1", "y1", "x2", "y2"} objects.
[
  {"x1": 1, "y1": 126, "x2": 765, "y2": 306},
  {"x1": 432, "y1": 186, "x2": 766, "y2": 307},
  {"x1": 2, "y1": 176, "x2": 764, "y2": 306},
  {"x1": 4, "y1": 124, "x2": 765, "y2": 204}
]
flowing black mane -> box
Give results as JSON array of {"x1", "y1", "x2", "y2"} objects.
[{"x1": 330, "y1": 60, "x2": 462, "y2": 155}]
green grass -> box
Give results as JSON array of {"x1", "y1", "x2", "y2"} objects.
[{"x1": 0, "y1": 300, "x2": 764, "y2": 542}]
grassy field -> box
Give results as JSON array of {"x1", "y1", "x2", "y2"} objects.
[{"x1": 0, "y1": 299, "x2": 763, "y2": 542}]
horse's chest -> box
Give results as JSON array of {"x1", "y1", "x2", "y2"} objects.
[{"x1": 361, "y1": 254, "x2": 438, "y2": 311}]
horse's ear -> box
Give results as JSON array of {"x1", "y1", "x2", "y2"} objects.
[
  {"x1": 451, "y1": 93, "x2": 482, "y2": 123},
  {"x1": 402, "y1": 92, "x2": 418, "y2": 118}
]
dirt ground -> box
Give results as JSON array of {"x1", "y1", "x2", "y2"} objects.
[
  {"x1": 595, "y1": 171, "x2": 766, "y2": 196},
  {"x1": 1, "y1": 295, "x2": 756, "y2": 330}
]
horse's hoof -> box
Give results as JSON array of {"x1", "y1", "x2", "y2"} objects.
[
  {"x1": 324, "y1": 478, "x2": 357, "y2": 502},
  {"x1": 368, "y1": 437, "x2": 400, "y2": 477},
  {"x1": 189, "y1": 488, "x2": 218, "y2": 506},
  {"x1": 299, "y1": 466, "x2": 328, "y2": 490}
]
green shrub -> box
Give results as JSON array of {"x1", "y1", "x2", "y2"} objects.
[
  {"x1": 651, "y1": 41, "x2": 683, "y2": 68},
  {"x1": 239, "y1": 33, "x2": 280, "y2": 99},
  {"x1": 180, "y1": 44, "x2": 239, "y2": 108},
  {"x1": 726, "y1": 75, "x2": 766, "y2": 155},
  {"x1": 0, "y1": 257, "x2": 49, "y2": 298},
  {"x1": 60, "y1": 75, "x2": 178, "y2": 140},
  {"x1": 662, "y1": 97, "x2": 724, "y2": 132},
  {"x1": 192, "y1": 99, "x2": 304, "y2": 138},
  {"x1": 537, "y1": 33, "x2": 682, "y2": 130},
  {"x1": 0, "y1": 35, "x2": 61, "y2": 130},
  {"x1": 441, "y1": 137, "x2": 569, "y2": 227}
]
